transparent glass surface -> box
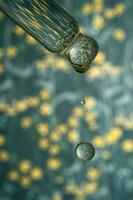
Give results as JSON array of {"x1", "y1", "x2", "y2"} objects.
[{"x1": 0, "y1": 0, "x2": 79, "y2": 53}]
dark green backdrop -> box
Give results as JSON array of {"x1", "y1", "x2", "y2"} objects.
[{"x1": 0, "y1": 0, "x2": 133, "y2": 200}]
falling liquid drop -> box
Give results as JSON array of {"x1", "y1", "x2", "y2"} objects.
[
  {"x1": 80, "y1": 99, "x2": 86, "y2": 105},
  {"x1": 75, "y1": 142, "x2": 95, "y2": 161}
]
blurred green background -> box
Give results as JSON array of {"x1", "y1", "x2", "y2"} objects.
[{"x1": 0, "y1": 0, "x2": 133, "y2": 199}]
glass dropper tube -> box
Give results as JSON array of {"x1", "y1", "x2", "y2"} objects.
[{"x1": 0, "y1": 0, "x2": 98, "y2": 73}]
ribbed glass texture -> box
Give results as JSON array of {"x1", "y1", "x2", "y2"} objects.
[{"x1": 0, "y1": 0, "x2": 79, "y2": 53}]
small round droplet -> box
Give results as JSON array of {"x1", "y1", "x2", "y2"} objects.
[
  {"x1": 81, "y1": 99, "x2": 86, "y2": 105},
  {"x1": 75, "y1": 142, "x2": 95, "y2": 161}
]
